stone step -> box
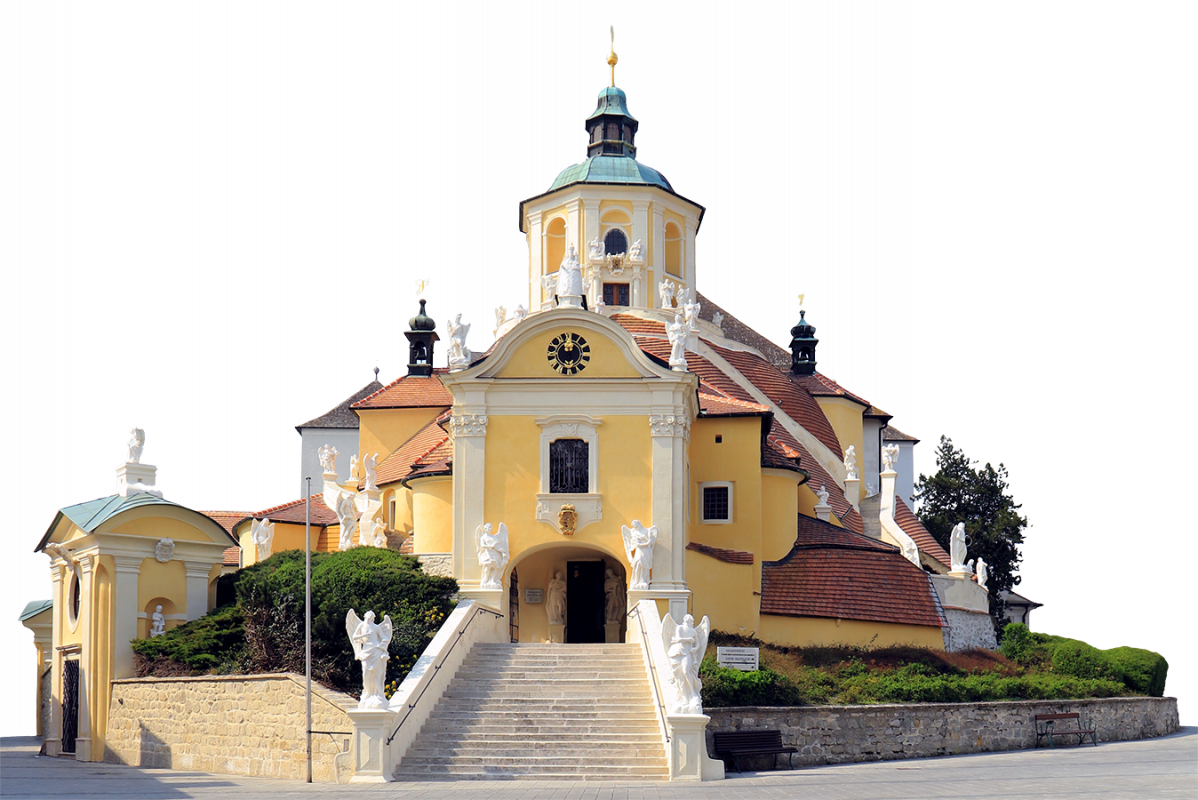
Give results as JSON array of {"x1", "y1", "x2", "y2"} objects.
[
  {"x1": 406, "y1": 744, "x2": 666, "y2": 759},
  {"x1": 457, "y1": 659, "x2": 644, "y2": 670},
  {"x1": 399, "y1": 755, "x2": 668, "y2": 769},
  {"x1": 393, "y1": 766, "x2": 669, "y2": 780},
  {"x1": 472, "y1": 644, "x2": 640, "y2": 651},
  {"x1": 433, "y1": 702, "x2": 655, "y2": 714},
  {"x1": 418, "y1": 731, "x2": 664, "y2": 743},
  {"x1": 443, "y1": 690, "x2": 648, "y2": 700},
  {"x1": 422, "y1": 717, "x2": 659, "y2": 730}
]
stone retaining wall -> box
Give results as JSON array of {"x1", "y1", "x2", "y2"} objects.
[
  {"x1": 105, "y1": 673, "x2": 356, "y2": 782},
  {"x1": 707, "y1": 697, "x2": 1178, "y2": 769},
  {"x1": 942, "y1": 608, "x2": 997, "y2": 652}
]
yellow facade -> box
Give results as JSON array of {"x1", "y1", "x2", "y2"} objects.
[
  {"x1": 411, "y1": 476, "x2": 453, "y2": 554},
  {"x1": 357, "y1": 407, "x2": 445, "y2": 469},
  {"x1": 760, "y1": 614, "x2": 946, "y2": 650}
]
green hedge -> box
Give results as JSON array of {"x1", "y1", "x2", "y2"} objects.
[
  {"x1": 699, "y1": 658, "x2": 804, "y2": 707},
  {"x1": 999, "y1": 623, "x2": 1168, "y2": 697},
  {"x1": 129, "y1": 604, "x2": 245, "y2": 673}
]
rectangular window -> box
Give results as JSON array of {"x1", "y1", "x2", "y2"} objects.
[
  {"x1": 549, "y1": 439, "x2": 589, "y2": 493},
  {"x1": 603, "y1": 282, "x2": 630, "y2": 306},
  {"x1": 703, "y1": 486, "x2": 729, "y2": 520}
]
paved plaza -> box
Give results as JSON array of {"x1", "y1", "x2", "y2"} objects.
[{"x1": 2, "y1": 729, "x2": 1194, "y2": 799}]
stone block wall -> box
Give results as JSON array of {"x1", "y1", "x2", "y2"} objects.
[
  {"x1": 707, "y1": 697, "x2": 1178, "y2": 769},
  {"x1": 942, "y1": 607, "x2": 997, "y2": 652},
  {"x1": 105, "y1": 673, "x2": 357, "y2": 782}
]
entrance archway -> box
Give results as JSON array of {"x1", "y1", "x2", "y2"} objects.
[{"x1": 505, "y1": 543, "x2": 627, "y2": 644}]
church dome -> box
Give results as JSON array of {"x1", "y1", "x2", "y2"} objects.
[{"x1": 549, "y1": 154, "x2": 673, "y2": 192}]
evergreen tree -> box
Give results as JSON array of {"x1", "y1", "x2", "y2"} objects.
[{"x1": 915, "y1": 436, "x2": 1027, "y2": 631}]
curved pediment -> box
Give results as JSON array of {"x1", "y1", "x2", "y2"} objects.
[{"x1": 449, "y1": 308, "x2": 682, "y2": 383}]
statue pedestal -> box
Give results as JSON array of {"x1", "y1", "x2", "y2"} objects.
[
  {"x1": 548, "y1": 623, "x2": 565, "y2": 643},
  {"x1": 628, "y1": 588, "x2": 691, "y2": 621},
  {"x1": 458, "y1": 587, "x2": 504, "y2": 612},
  {"x1": 948, "y1": 569, "x2": 972, "y2": 580},
  {"x1": 666, "y1": 713, "x2": 724, "y2": 781},
  {"x1": 347, "y1": 707, "x2": 396, "y2": 783},
  {"x1": 604, "y1": 622, "x2": 622, "y2": 643},
  {"x1": 557, "y1": 294, "x2": 583, "y2": 308}
]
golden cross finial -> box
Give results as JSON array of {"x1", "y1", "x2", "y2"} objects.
[
  {"x1": 798, "y1": 293, "x2": 805, "y2": 307},
  {"x1": 607, "y1": 26, "x2": 618, "y2": 87},
  {"x1": 415, "y1": 279, "x2": 428, "y2": 297}
]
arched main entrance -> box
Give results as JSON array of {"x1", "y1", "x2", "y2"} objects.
[{"x1": 505, "y1": 543, "x2": 627, "y2": 644}]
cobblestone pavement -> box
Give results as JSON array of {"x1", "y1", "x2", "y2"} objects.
[{"x1": 2, "y1": 728, "x2": 1194, "y2": 800}]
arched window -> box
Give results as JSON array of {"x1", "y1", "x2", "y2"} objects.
[
  {"x1": 545, "y1": 217, "x2": 566, "y2": 273},
  {"x1": 664, "y1": 221, "x2": 683, "y2": 277},
  {"x1": 606, "y1": 122, "x2": 619, "y2": 140},
  {"x1": 604, "y1": 228, "x2": 628, "y2": 255}
]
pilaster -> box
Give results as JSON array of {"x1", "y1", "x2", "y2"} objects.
[
  {"x1": 449, "y1": 413, "x2": 488, "y2": 585},
  {"x1": 111, "y1": 556, "x2": 143, "y2": 679},
  {"x1": 45, "y1": 564, "x2": 65, "y2": 757},
  {"x1": 184, "y1": 562, "x2": 211, "y2": 621},
  {"x1": 684, "y1": 217, "x2": 698, "y2": 290},
  {"x1": 74, "y1": 555, "x2": 95, "y2": 762},
  {"x1": 649, "y1": 413, "x2": 691, "y2": 617},
  {"x1": 651, "y1": 206, "x2": 665, "y2": 305},
  {"x1": 565, "y1": 199, "x2": 582, "y2": 255}
]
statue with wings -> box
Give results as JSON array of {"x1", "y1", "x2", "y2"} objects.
[
  {"x1": 621, "y1": 520, "x2": 658, "y2": 590},
  {"x1": 475, "y1": 522, "x2": 509, "y2": 589},
  {"x1": 661, "y1": 612, "x2": 710, "y2": 714},
  {"x1": 345, "y1": 609, "x2": 393, "y2": 709}
]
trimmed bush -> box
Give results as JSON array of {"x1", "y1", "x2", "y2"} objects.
[
  {"x1": 130, "y1": 604, "x2": 245, "y2": 673},
  {"x1": 1000, "y1": 623, "x2": 1168, "y2": 697},
  {"x1": 1106, "y1": 647, "x2": 1169, "y2": 697},
  {"x1": 700, "y1": 658, "x2": 804, "y2": 707}
]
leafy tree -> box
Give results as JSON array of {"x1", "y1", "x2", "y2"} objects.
[{"x1": 915, "y1": 436, "x2": 1027, "y2": 631}]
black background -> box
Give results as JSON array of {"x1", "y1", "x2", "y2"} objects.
[{"x1": 7, "y1": 20, "x2": 1188, "y2": 718}]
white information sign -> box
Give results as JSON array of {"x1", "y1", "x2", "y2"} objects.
[
  {"x1": 524, "y1": 588, "x2": 544, "y2": 604},
  {"x1": 717, "y1": 646, "x2": 759, "y2": 671}
]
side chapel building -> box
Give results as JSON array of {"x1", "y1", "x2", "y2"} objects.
[{"x1": 24, "y1": 56, "x2": 995, "y2": 762}]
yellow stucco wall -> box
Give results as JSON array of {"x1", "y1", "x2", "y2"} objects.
[
  {"x1": 411, "y1": 476, "x2": 453, "y2": 554},
  {"x1": 815, "y1": 397, "x2": 865, "y2": 477},
  {"x1": 110, "y1": 516, "x2": 211, "y2": 543},
  {"x1": 686, "y1": 553, "x2": 757, "y2": 636},
  {"x1": 761, "y1": 472, "x2": 801, "y2": 562},
  {"x1": 357, "y1": 407, "x2": 445, "y2": 470},
  {"x1": 493, "y1": 331, "x2": 642, "y2": 380},
  {"x1": 137, "y1": 558, "x2": 187, "y2": 636},
  {"x1": 237, "y1": 520, "x2": 322, "y2": 568},
  {"x1": 760, "y1": 614, "x2": 945, "y2": 650},
  {"x1": 688, "y1": 416, "x2": 762, "y2": 589}
]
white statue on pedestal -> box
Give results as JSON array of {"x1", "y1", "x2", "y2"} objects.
[
  {"x1": 659, "y1": 278, "x2": 676, "y2": 309},
  {"x1": 475, "y1": 522, "x2": 509, "y2": 589},
  {"x1": 363, "y1": 452, "x2": 378, "y2": 492},
  {"x1": 360, "y1": 510, "x2": 387, "y2": 549},
  {"x1": 666, "y1": 313, "x2": 688, "y2": 371},
  {"x1": 976, "y1": 556, "x2": 989, "y2": 590},
  {"x1": 604, "y1": 568, "x2": 625, "y2": 624},
  {"x1": 149, "y1": 605, "x2": 166, "y2": 637},
  {"x1": 513, "y1": 304, "x2": 527, "y2": 323},
  {"x1": 546, "y1": 571, "x2": 567, "y2": 625},
  {"x1": 844, "y1": 445, "x2": 858, "y2": 481},
  {"x1": 336, "y1": 493, "x2": 358, "y2": 551},
  {"x1": 950, "y1": 522, "x2": 968, "y2": 572},
  {"x1": 556, "y1": 244, "x2": 583, "y2": 299},
  {"x1": 816, "y1": 485, "x2": 830, "y2": 506},
  {"x1": 346, "y1": 609, "x2": 393, "y2": 709},
  {"x1": 662, "y1": 612, "x2": 710, "y2": 714},
  {"x1": 127, "y1": 428, "x2": 145, "y2": 463},
  {"x1": 318, "y1": 445, "x2": 338, "y2": 476},
  {"x1": 587, "y1": 236, "x2": 605, "y2": 263},
  {"x1": 712, "y1": 311, "x2": 724, "y2": 330},
  {"x1": 628, "y1": 239, "x2": 643, "y2": 261},
  {"x1": 494, "y1": 305, "x2": 507, "y2": 335},
  {"x1": 251, "y1": 518, "x2": 275, "y2": 561},
  {"x1": 350, "y1": 454, "x2": 360, "y2": 482},
  {"x1": 541, "y1": 274, "x2": 557, "y2": 301},
  {"x1": 622, "y1": 520, "x2": 658, "y2": 590},
  {"x1": 682, "y1": 296, "x2": 701, "y2": 335},
  {"x1": 882, "y1": 443, "x2": 899, "y2": 472},
  {"x1": 447, "y1": 314, "x2": 472, "y2": 371}
]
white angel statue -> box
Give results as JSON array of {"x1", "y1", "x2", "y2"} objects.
[
  {"x1": 475, "y1": 522, "x2": 509, "y2": 589},
  {"x1": 345, "y1": 609, "x2": 393, "y2": 709},
  {"x1": 682, "y1": 296, "x2": 701, "y2": 335},
  {"x1": 621, "y1": 520, "x2": 658, "y2": 590},
  {"x1": 447, "y1": 314, "x2": 472, "y2": 371},
  {"x1": 950, "y1": 522, "x2": 968, "y2": 572},
  {"x1": 628, "y1": 239, "x2": 643, "y2": 261},
  {"x1": 127, "y1": 428, "x2": 145, "y2": 464},
  {"x1": 882, "y1": 443, "x2": 900, "y2": 472},
  {"x1": 363, "y1": 452, "x2": 379, "y2": 492},
  {"x1": 816, "y1": 485, "x2": 830, "y2": 506},
  {"x1": 662, "y1": 612, "x2": 710, "y2": 714},
  {"x1": 843, "y1": 445, "x2": 858, "y2": 481},
  {"x1": 360, "y1": 509, "x2": 387, "y2": 548},
  {"x1": 336, "y1": 493, "x2": 358, "y2": 551},
  {"x1": 318, "y1": 444, "x2": 338, "y2": 476},
  {"x1": 513, "y1": 304, "x2": 528, "y2": 323},
  {"x1": 976, "y1": 556, "x2": 989, "y2": 590},
  {"x1": 666, "y1": 313, "x2": 688, "y2": 370},
  {"x1": 251, "y1": 518, "x2": 275, "y2": 561},
  {"x1": 587, "y1": 236, "x2": 605, "y2": 263}
]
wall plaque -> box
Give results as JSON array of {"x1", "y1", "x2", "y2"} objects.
[
  {"x1": 716, "y1": 646, "x2": 759, "y2": 671},
  {"x1": 524, "y1": 588, "x2": 544, "y2": 604}
]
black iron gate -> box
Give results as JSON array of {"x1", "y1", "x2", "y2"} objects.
[
  {"x1": 61, "y1": 660, "x2": 79, "y2": 753},
  {"x1": 509, "y1": 568, "x2": 519, "y2": 642}
]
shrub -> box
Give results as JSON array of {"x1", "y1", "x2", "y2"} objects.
[
  {"x1": 1050, "y1": 639, "x2": 1122, "y2": 683},
  {"x1": 699, "y1": 658, "x2": 804, "y2": 707},
  {"x1": 1105, "y1": 647, "x2": 1169, "y2": 697},
  {"x1": 130, "y1": 604, "x2": 245, "y2": 675}
]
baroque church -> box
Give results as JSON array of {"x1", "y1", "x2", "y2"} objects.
[{"x1": 23, "y1": 48, "x2": 995, "y2": 779}]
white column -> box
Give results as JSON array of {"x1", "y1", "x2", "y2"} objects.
[
  {"x1": 565, "y1": 199, "x2": 582, "y2": 256},
  {"x1": 651, "y1": 206, "x2": 665, "y2": 304},
  {"x1": 648, "y1": 414, "x2": 691, "y2": 618},
  {"x1": 45, "y1": 563, "x2": 65, "y2": 757},
  {"x1": 74, "y1": 555, "x2": 95, "y2": 761},
  {"x1": 449, "y1": 413, "x2": 488, "y2": 586},
  {"x1": 184, "y1": 562, "x2": 211, "y2": 621},
  {"x1": 631, "y1": 201, "x2": 650, "y2": 308},
  {"x1": 584, "y1": 202, "x2": 600, "y2": 255},
  {"x1": 684, "y1": 216, "x2": 698, "y2": 293},
  {"x1": 527, "y1": 211, "x2": 543, "y2": 311},
  {"x1": 111, "y1": 556, "x2": 143, "y2": 679}
]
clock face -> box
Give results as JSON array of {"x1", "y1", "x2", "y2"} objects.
[{"x1": 547, "y1": 332, "x2": 591, "y2": 375}]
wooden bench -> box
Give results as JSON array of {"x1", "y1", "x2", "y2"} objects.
[
  {"x1": 713, "y1": 730, "x2": 798, "y2": 772},
  {"x1": 1035, "y1": 712, "x2": 1097, "y2": 748}
]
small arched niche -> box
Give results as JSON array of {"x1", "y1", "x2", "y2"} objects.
[
  {"x1": 665, "y1": 221, "x2": 683, "y2": 277},
  {"x1": 142, "y1": 597, "x2": 179, "y2": 639},
  {"x1": 544, "y1": 217, "x2": 566, "y2": 274}
]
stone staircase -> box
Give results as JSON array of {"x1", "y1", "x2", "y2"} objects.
[{"x1": 394, "y1": 642, "x2": 668, "y2": 780}]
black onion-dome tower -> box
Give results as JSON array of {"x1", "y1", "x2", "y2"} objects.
[
  {"x1": 405, "y1": 299, "x2": 438, "y2": 377},
  {"x1": 789, "y1": 310, "x2": 819, "y2": 375}
]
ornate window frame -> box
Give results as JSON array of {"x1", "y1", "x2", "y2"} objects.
[
  {"x1": 535, "y1": 414, "x2": 603, "y2": 534},
  {"x1": 699, "y1": 481, "x2": 734, "y2": 524}
]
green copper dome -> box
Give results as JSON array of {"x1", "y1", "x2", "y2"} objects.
[
  {"x1": 587, "y1": 86, "x2": 637, "y2": 123},
  {"x1": 549, "y1": 154, "x2": 673, "y2": 192}
]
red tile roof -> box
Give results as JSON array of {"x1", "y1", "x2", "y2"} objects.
[
  {"x1": 762, "y1": 515, "x2": 946, "y2": 628},
  {"x1": 374, "y1": 420, "x2": 452, "y2": 488},
  {"x1": 408, "y1": 437, "x2": 453, "y2": 480},
  {"x1": 693, "y1": 293, "x2": 792, "y2": 371},
  {"x1": 609, "y1": 314, "x2": 668, "y2": 337},
  {"x1": 202, "y1": 511, "x2": 253, "y2": 535},
  {"x1": 791, "y1": 373, "x2": 871, "y2": 407},
  {"x1": 243, "y1": 495, "x2": 338, "y2": 527},
  {"x1": 399, "y1": 535, "x2": 414, "y2": 554},
  {"x1": 352, "y1": 374, "x2": 454, "y2": 410},
  {"x1": 223, "y1": 547, "x2": 240, "y2": 566},
  {"x1": 698, "y1": 393, "x2": 772, "y2": 417},
  {"x1": 686, "y1": 541, "x2": 754, "y2": 565},
  {"x1": 703, "y1": 342, "x2": 842, "y2": 457},
  {"x1": 893, "y1": 497, "x2": 950, "y2": 568}
]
